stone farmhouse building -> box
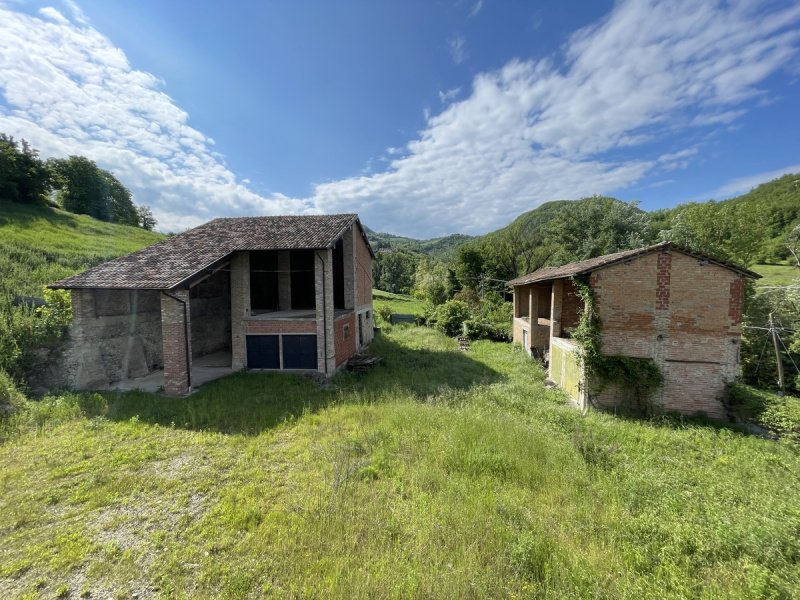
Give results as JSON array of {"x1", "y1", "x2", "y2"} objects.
[
  {"x1": 51, "y1": 214, "x2": 374, "y2": 395},
  {"x1": 508, "y1": 242, "x2": 759, "y2": 418}
]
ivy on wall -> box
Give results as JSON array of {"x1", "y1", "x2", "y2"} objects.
[{"x1": 570, "y1": 277, "x2": 663, "y2": 412}]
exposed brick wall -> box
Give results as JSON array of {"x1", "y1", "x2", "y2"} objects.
[
  {"x1": 245, "y1": 320, "x2": 316, "y2": 334},
  {"x1": 560, "y1": 279, "x2": 583, "y2": 332},
  {"x1": 335, "y1": 313, "x2": 357, "y2": 367},
  {"x1": 729, "y1": 276, "x2": 744, "y2": 325},
  {"x1": 656, "y1": 251, "x2": 671, "y2": 310},
  {"x1": 355, "y1": 231, "x2": 372, "y2": 308},
  {"x1": 589, "y1": 250, "x2": 742, "y2": 418},
  {"x1": 161, "y1": 289, "x2": 192, "y2": 396}
]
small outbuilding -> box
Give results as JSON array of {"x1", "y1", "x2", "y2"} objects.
[
  {"x1": 50, "y1": 214, "x2": 374, "y2": 395},
  {"x1": 508, "y1": 242, "x2": 759, "y2": 418}
]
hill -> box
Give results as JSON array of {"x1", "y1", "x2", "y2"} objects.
[
  {"x1": 0, "y1": 200, "x2": 163, "y2": 376},
  {"x1": 364, "y1": 225, "x2": 473, "y2": 259}
]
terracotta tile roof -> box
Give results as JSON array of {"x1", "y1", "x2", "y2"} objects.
[
  {"x1": 507, "y1": 241, "x2": 761, "y2": 286},
  {"x1": 52, "y1": 214, "x2": 369, "y2": 290}
]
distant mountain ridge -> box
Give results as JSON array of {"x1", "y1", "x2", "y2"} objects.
[{"x1": 365, "y1": 173, "x2": 800, "y2": 264}]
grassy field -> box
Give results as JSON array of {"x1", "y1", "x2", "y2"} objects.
[
  {"x1": 372, "y1": 289, "x2": 426, "y2": 318},
  {"x1": 753, "y1": 263, "x2": 799, "y2": 287},
  {"x1": 2, "y1": 326, "x2": 799, "y2": 599}
]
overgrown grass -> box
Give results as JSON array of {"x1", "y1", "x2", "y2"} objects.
[
  {"x1": 2, "y1": 327, "x2": 799, "y2": 599},
  {"x1": 753, "y1": 263, "x2": 800, "y2": 287},
  {"x1": 728, "y1": 383, "x2": 800, "y2": 441},
  {"x1": 0, "y1": 200, "x2": 162, "y2": 377},
  {"x1": 372, "y1": 289, "x2": 426, "y2": 317}
]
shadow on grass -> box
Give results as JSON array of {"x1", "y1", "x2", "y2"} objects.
[{"x1": 103, "y1": 333, "x2": 502, "y2": 435}]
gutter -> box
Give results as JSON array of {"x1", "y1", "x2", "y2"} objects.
[
  {"x1": 315, "y1": 252, "x2": 331, "y2": 376},
  {"x1": 161, "y1": 290, "x2": 192, "y2": 391}
]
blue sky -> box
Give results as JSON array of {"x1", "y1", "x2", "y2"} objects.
[{"x1": 0, "y1": 0, "x2": 798, "y2": 237}]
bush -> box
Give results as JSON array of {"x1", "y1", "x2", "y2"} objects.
[
  {"x1": 375, "y1": 304, "x2": 393, "y2": 324},
  {"x1": 432, "y1": 300, "x2": 471, "y2": 337},
  {"x1": 0, "y1": 368, "x2": 25, "y2": 416}
]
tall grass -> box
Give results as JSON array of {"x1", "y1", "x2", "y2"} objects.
[{"x1": 1, "y1": 327, "x2": 799, "y2": 599}]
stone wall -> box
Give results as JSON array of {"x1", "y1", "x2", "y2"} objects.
[
  {"x1": 32, "y1": 288, "x2": 164, "y2": 392},
  {"x1": 590, "y1": 249, "x2": 744, "y2": 418}
]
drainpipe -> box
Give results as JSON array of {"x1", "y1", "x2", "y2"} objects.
[
  {"x1": 316, "y1": 252, "x2": 330, "y2": 376},
  {"x1": 161, "y1": 290, "x2": 192, "y2": 390}
]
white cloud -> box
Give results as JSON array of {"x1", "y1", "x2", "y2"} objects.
[
  {"x1": 310, "y1": 0, "x2": 800, "y2": 236},
  {"x1": 0, "y1": 4, "x2": 310, "y2": 231},
  {"x1": 438, "y1": 87, "x2": 461, "y2": 103},
  {"x1": 711, "y1": 164, "x2": 800, "y2": 198},
  {"x1": 469, "y1": 1, "x2": 484, "y2": 18},
  {"x1": 0, "y1": 0, "x2": 798, "y2": 238},
  {"x1": 448, "y1": 36, "x2": 468, "y2": 64}
]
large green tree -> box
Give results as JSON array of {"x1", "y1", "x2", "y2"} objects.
[
  {"x1": 659, "y1": 201, "x2": 768, "y2": 267},
  {"x1": 0, "y1": 135, "x2": 51, "y2": 204},
  {"x1": 548, "y1": 196, "x2": 652, "y2": 263}
]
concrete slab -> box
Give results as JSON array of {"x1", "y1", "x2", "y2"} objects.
[{"x1": 108, "y1": 350, "x2": 234, "y2": 394}]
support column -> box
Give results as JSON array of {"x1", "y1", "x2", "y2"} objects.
[
  {"x1": 315, "y1": 249, "x2": 336, "y2": 375},
  {"x1": 230, "y1": 252, "x2": 250, "y2": 370},
  {"x1": 550, "y1": 280, "x2": 563, "y2": 339},
  {"x1": 529, "y1": 286, "x2": 537, "y2": 324},
  {"x1": 513, "y1": 286, "x2": 520, "y2": 318},
  {"x1": 161, "y1": 289, "x2": 192, "y2": 396},
  {"x1": 278, "y1": 251, "x2": 292, "y2": 310},
  {"x1": 343, "y1": 226, "x2": 356, "y2": 310}
]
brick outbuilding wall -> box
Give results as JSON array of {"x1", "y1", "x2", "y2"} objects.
[
  {"x1": 335, "y1": 313, "x2": 357, "y2": 367},
  {"x1": 590, "y1": 249, "x2": 744, "y2": 418}
]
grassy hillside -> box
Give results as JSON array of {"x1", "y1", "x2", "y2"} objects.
[
  {"x1": 1, "y1": 326, "x2": 799, "y2": 599},
  {"x1": 0, "y1": 200, "x2": 163, "y2": 377},
  {"x1": 0, "y1": 200, "x2": 163, "y2": 301}
]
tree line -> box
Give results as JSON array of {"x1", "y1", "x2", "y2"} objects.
[{"x1": 0, "y1": 134, "x2": 156, "y2": 230}]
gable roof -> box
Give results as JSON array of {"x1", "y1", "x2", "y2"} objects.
[
  {"x1": 52, "y1": 214, "x2": 372, "y2": 290},
  {"x1": 507, "y1": 241, "x2": 761, "y2": 287}
]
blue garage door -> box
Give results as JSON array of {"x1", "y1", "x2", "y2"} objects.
[
  {"x1": 282, "y1": 335, "x2": 317, "y2": 370},
  {"x1": 246, "y1": 335, "x2": 279, "y2": 369}
]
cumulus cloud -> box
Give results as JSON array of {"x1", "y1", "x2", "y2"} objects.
[
  {"x1": 0, "y1": 4, "x2": 311, "y2": 231},
  {"x1": 438, "y1": 87, "x2": 461, "y2": 103},
  {"x1": 0, "y1": 0, "x2": 798, "y2": 238},
  {"x1": 311, "y1": 0, "x2": 800, "y2": 236},
  {"x1": 712, "y1": 164, "x2": 800, "y2": 197}
]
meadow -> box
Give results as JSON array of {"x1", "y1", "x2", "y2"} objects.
[{"x1": 2, "y1": 325, "x2": 799, "y2": 599}]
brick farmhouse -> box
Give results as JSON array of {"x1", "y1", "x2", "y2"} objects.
[
  {"x1": 508, "y1": 242, "x2": 759, "y2": 418},
  {"x1": 51, "y1": 214, "x2": 374, "y2": 395}
]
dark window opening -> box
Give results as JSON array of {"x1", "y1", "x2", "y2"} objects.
[
  {"x1": 246, "y1": 335, "x2": 280, "y2": 369},
  {"x1": 290, "y1": 250, "x2": 315, "y2": 309},
  {"x1": 250, "y1": 251, "x2": 279, "y2": 312},
  {"x1": 333, "y1": 238, "x2": 345, "y2": 309},
  {"x1": 282, "y1": 335, "x2": 318, "y2": 369}
]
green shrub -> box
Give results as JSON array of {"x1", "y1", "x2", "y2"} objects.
[
  {"x1": 375, "y1": 304, "x2": 393, "y2": 324},
  {"x1": 432, "y1": 300, "x2": 471, "y2": 337},
  {"x1": 0, "y1": 369, "x2": 25, "y2": 415}
]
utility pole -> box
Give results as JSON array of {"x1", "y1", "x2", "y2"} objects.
[{"x1": 769, "y1": 313, "x2": 785, "y2": 396}]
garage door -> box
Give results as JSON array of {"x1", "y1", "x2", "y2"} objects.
[
  {"x1": 282, "y1": 335, "x2": 317, "y2": 370},
  {"x1": 246, "y1": 335, "x2": 280, "y2": 369}
]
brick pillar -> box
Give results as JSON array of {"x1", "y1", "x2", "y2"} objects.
[
  {"x1": 278, "y1": 251, "x2": 292, "y2": 310},
  {"x1": 70, "y1": 289, "x2": 95, "y2": 338},
  {"x1": 529, "y1": 285, "x2": 537, "y2": 324},
  {"x1": 161, "y1": 289, "x2": 192, "y2": 396},
  {"x1": 652, "y1": 251, "x2": 672, "y2": 408},
  {"x1": 315, "y1": 249, "x2": 336, "y2": 375},
  {"x1": 550, "y1": 280, "x2": 563, "y2": 339},
  {"x1": 230, "y1": 252, "x2": 249, "y2": 370},
  {"x1": 343, "y1": 226, "x2": 355, "y2": 310}
]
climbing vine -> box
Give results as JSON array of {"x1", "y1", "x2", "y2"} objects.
[{"x1": 570, "y1": 277, "x2": 663, "y2": 412}]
